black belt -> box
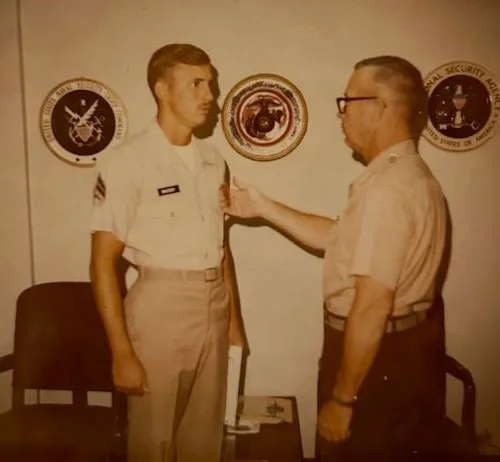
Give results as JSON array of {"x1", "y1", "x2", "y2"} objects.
[{"x1": 324, "y1": 309, "x2": 428, "y2": 333}]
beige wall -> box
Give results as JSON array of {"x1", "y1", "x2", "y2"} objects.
[
  {"x1": 1, "y1": 0, "x2": 499, "y2": 456},
  {"x1": 0, "y1": 0, "x2": 32, "y2": 413}
]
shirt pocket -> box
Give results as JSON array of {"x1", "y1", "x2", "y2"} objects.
[{"x1": 136, "y1": 193, "x2": 185, "y2": 220}]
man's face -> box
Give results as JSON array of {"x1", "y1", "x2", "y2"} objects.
[
  {"x1": 157, "y1": 63, "x2": 214, "y2": 129},
  {"x1": 338, "y1": 67, "x2": 381, "y2": 154}
]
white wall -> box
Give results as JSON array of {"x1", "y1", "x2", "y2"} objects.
[
  {"x1": 1, "y1": 0, "x2": 499, "y2": 456},
  {"x1": 0, "y1": 0, "x2": 32, "y2": 413}
]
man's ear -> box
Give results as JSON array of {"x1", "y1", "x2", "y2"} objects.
[
  {"x1": 154, "y1": 77, "x2": 168, "y2": 101},
  {"x1": 376, "y1": 97, "x2": 387, "y2": 120}
]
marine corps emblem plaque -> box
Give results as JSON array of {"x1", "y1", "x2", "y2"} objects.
[{"x1": 222, "y1": 73, "x2": 308, "y2": 161}]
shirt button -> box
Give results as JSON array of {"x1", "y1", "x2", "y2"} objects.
[
  {"x1": 201, "y1": 215, "x2": 205, "y2": 221},
  {"x1": 388, "y1": 154, "x2": 398, "y2": 163}
]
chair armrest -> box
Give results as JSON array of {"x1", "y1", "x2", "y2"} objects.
[
  {"x1": 445, "y1": 354, "x2": 476, "y2": 438},
  {"x1": 0, "y1": 353, "x2": 13, "y2": 373},
  {"x1": 111, "y1": 391, "x2": 128, "y2": 461},
  {"x1": 114, "y1": 391, "x2": 128, "y2": 432}
]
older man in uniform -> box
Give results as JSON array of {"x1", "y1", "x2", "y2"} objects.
[
  {"x1": 221, "y1": 56, "x2": 447, "y2": 460},
  {"x1": 89, "y1": 43, "x2": 244, "y2": 462}
]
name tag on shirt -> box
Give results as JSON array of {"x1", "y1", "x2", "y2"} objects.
[{"x1": 158, "y1": 184, "x2": 180, "y2": 196}]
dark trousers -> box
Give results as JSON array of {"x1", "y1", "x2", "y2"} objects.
[{"x1": 316, "y1": 305, "x2": 446, "y2": 461}]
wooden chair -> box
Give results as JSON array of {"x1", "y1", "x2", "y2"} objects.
[
  {"x1": 0, "y1": 281, "x2": 127, "y2": 462},
  {"x1": 439, "y1": 353, "x2": 479, "y2": 457},
  {"x1": 434, "y1": 294, "x2": 479, "y2": 457}
]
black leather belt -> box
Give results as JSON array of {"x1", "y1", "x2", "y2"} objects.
[{"x1": 324, "y1": 309, "x2": 428, "y2": 333}]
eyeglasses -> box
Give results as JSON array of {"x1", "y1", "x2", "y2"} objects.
[{"x1": 336, "y1": 96, "x2": 378, "y2": 114}]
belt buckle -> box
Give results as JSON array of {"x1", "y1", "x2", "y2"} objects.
[{"x1": 204, "y1": 267, "x2": 218, "y2": 282}]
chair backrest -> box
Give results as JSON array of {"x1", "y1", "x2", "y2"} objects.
[
  {"x1": 431, "y1": 293, "x2": 447, "y2": 419},
  {"x1": 12, "y1": 281, "x2": 114, "y2": 402}
]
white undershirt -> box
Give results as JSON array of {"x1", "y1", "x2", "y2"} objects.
[{"x1": 172, "y1": 141, "x2": 196, "y2": 171}]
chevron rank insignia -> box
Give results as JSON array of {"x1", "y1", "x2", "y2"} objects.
[{"x1": 93, "y1": 174, "x2": 106, "y2": 205}]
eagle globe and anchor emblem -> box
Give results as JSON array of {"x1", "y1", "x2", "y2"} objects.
[
  {"x1": 243, "y1": 95, "x2": 285, "y2": 140},
  {"x1": 222, "y1": 73, "x2": 308, "y2": 161},
  {"x1": 40, "y1": 78, "x2": 127, "y2": 166}
]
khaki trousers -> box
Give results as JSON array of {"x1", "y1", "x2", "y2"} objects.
[{"x1": 124, "y1": 267, "x2": 230, "y2": 462}]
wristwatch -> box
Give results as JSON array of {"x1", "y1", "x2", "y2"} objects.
[{"x1": 331, "y1": 393, "x2": 358, "y2": 407}]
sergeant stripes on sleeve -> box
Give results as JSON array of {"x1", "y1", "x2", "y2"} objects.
[{"x1": 93, "y1": 174, "x2": 106, "y2": 203}]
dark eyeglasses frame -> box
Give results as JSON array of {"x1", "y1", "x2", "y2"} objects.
[{"x1": 336, "y1": 96, "x2": 378, "y2": 114}]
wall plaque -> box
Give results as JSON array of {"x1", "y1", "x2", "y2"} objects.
[
  {"x1": 423, "y1": 61, "x2": 499, "y2": 152},
  {"x1": 222, "y1": 73, "x2": 308, "y2": 161},
  {"x1": 40, "y1": 77, "x2": 127, "y2": 166}
]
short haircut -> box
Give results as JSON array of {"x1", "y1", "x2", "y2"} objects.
[
  {"x1": 354, "y1": 56, "x2": 428, "y2": 136},
  {"x1": 147, "y1": 43, "x2": 211, "y2": 100}
]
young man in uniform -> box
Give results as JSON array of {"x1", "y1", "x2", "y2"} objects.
[
  {"x1": 89, "y1": 43, "x2": 244, "y2": 462},
  {"x1": 221, "y1": 56, "x2": 447, "y2": 460}
]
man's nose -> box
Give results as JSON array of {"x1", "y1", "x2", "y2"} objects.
[{"x1": 203, "y1": 86, "x2": 214, "y2": 103}]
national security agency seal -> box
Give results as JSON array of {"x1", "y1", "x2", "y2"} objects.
[
  {"x1": 221, "y1": 73, "x2": 308, "y2": 161},
  {"x1": 423, "y1": 61, "x2": 499, "y2": 152},
  {"x1": 40, "y1": 78, "x2": 127, "y2": 166}
]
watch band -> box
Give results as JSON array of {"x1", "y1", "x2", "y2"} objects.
[{"x1": 331, "y1": 393, "x2": 358, "y2": 407}]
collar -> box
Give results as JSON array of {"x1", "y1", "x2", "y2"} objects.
[
  {"x1": 147, "y1": 120, "x2": 178, "y2": 167},
  {"x1": 349, "y1": 139, "x2": 417, "y2": 195},
  {"x1": 147, "y1": 120, "x2": 216, "y2": 172}
]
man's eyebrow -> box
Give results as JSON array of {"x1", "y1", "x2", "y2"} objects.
[{"x1": 194, "y1": 77, "x2": 212, "y2": 81}]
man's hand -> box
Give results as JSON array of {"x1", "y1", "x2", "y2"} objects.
[
  {"x1": 317, "y1": 399, "x2": 353, "y2": 443},
  {"x1": 112, "y1": 352, "x2": 149, "y2": 396},
  {"x1": 220, "y1": 177, "x2": 335, "y2": 252},
  {"x1": 220, "y1": 177, "x2": 267, "y2": 219}
]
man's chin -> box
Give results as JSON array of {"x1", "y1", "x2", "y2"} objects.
[
  {"x1": 196, "y1": 114, "x2": 211, "y2": 125},
  {"x1": 342, "y1": 137, "x2": 367, "y2": 165},
  {"x1": 342, "y1": 134, "x2": 352, "y2": 148},
  {"x1": 190, "y1": 117, "x2": 208, "y2": 130}
]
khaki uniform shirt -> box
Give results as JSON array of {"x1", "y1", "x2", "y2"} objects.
[
  {"x1": 90, "y1": 122, "x2": 226, "y2": 270},
  {"x1": 323, "y1": 140, "x2": 447, "y2": 317}
]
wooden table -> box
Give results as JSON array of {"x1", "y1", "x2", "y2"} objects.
[{"x1": 223, "y1": 396, "x2": 303, "y2": 462}]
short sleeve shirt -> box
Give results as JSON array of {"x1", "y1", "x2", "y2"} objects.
[
  {"x1": 90, "y1": 121, "x2": 227, "y2": 270},
  {"x1": 323, "y1": 140, "x2": 447, "y2": 317}
]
